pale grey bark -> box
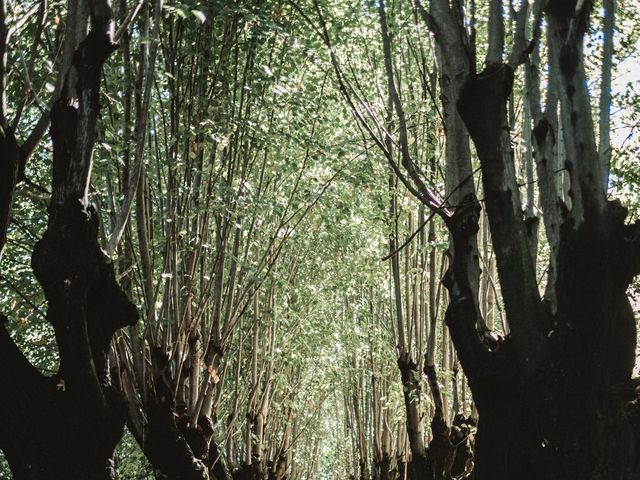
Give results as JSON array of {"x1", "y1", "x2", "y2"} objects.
[
  {"x1": 547, "y1": 7, "x2": 605, "y2": 225},
  {"x1": 428, "y1": 0, "x2": 548, "y2": 378},
  {"x1": 599, "y1": 0, "x2": 615, "y2": 188},
  {"x1": 525, "y1": 39, "x2": 562, "y2": 311},
  {"x1": 486, "y1": 0, "x2": 504, "y2": 65}
]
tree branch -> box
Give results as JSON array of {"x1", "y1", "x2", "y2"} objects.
[
  {"x1": 598, "y1": 0, "x2": 615, "y2": 187},
  {"x1": 106, "y1": 0, "x2": 160, "y2": 255},
  {"x1": 486, "y1": 0, "x2": 505, "y2": 65},
  {"x1": 547, "y1": 0, "x2": 605, "y2": 224},
  {"x1": 378, "y1": 0, "x2": 446, "y2": 214}
]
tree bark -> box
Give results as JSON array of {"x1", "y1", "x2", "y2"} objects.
[
  {"x1": 0, "y1": 124, "x2": 19, "y2": 258},
  {"x1": 0, "y1": 15, "x2": 139, "y2": 479},
  {"x1": 425, "y1": 1, "x2": 640, "y2": 478}
]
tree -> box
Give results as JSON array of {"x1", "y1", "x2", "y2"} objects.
[
  {"x1": 376, "y1": 0, "x2": 640, "y2": 477},
  {"x1": 0, "y1": 1, "x2": 138, "y2": 478},
  {"x1": 100, "y1": 2, "x2": 351, "y2": 479},
  {"x1": 2, "y1": 0, "x2": 640, "y2": 478},
  {"x1": 302, "y1": 0, "x2": 640, "y2": 477},
  {"x1": 297, "y1": 0, "x2": 480, "y2": 476},
  {"x1": 422, "y1": 0, "x2": 640, "y2": 477}
]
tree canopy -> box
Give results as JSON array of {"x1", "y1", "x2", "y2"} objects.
[{"x1": 1, "y1": 0, "x2": 640, "y2": 479}]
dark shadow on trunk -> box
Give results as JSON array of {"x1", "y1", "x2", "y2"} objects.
[{"x1": 0, "y1": 21, "x2": 138, "y2": 480}]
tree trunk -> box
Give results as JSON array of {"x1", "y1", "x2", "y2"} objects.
[
  {"x1": 447, "y1": 17, "x2": 640, "y2": 478},
  {"x1": 420, "y1": 0, "x2": 639, "y2": 474},
  {"x1": 0, "y1": 18, "x2": 139, "y2": 479},
  {"x1": 125, "y1": 346, "x2": 234, "y2": 480},
  {"x1": 0, "y1": 125, "x2": 19, "y2": 258},
  {"x1": 397, "y1": 356, "x2": 429, "y2": 478}
]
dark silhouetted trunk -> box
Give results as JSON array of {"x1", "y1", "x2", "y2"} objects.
[
  {"x1": 0, "y1": 126, "x2": 19, "y2": 258},
  {"x1": 125, "y1": 347, "x2": 218, "y2": 480},
  {"x1": 0, "y1": 10, "x2": 139, "y2": 479},
  {"x1": 421, "y1": 1, "x2": 640, "y2": 477}
]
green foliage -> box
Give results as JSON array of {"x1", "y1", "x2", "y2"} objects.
[{"x1": 2, "y1": 0, "x2": 640, "y2": 478}]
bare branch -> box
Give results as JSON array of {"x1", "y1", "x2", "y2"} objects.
[
  {"x1": 107, "y1": 0, "x2": 161, "y2": 255},
  {"x1": 508, "y1": 0, "x2": 544, "y2": 69},
  {"x1": 378, "y1": 0, "x2": 446, "y2": 212},
  {"x1": 547, "y1": 0, "x2": 605, "y2": 223},
  {"x1": 114, "y1": 0, "x2": 144, "y2": 43}
]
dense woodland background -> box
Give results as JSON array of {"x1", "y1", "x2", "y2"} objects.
[{"x1": 1, "y1": 0, "x2": 640, "y2": 479}]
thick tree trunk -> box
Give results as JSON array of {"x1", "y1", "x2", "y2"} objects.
[
  {"x1": 444, "y1": 201, "x2": 640, "y2": 480},
  {"x1": 0, "y1": 187, "x2": 138, "y2": 479},
  {"x1": 449, "y1": 414, "x2": 474, "y2": 478},
  {"x1": 0, "y1": 15, "x2": 139, "y2": 480},
  {"x1": 373, "y1": 454, "x2": 393, "y2": 480},
  {"x1": 423, "y1": 364, "x2": 454, "y2": 479},
  {"x1": 1, "y1": 201, "x2": 138, "y2": 480},
  {"x1": 0, "y1": 125, "x2": 19, "y2": 257},
  {"x1": 397, "y1": 356, "x2": 429, "y2": 478},
  {"x1": 449, "y1": 48, "x2": 640, "y2": 480},
  {"x1": 442, "y1": 199, "x2": 549, "y2": 480},
  {"x1": 126, "y1": 347, "x2": 233, "y2": 480},
  {"x1": 233, "y1": 463, "x2": 263, "y2": 480},
  {"x1": 546, "y1": 211, "x2": 638, "y2": 479}
]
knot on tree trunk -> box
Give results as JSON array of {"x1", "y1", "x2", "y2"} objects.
[
  {"x1": 72, "y1": 29, "x2": 118, "y2": 86},
  {"x1": 443, "y1": 193, "x2": 480, "y2": 302},
  {"x1": 32, "y1": 197, "x2": 137, "y2": 386},
  {"x1": 31, "y1": 201, "x2": 105, "y2": 332},
  {"x1": 32, "y1": 198, "x2": 138, "y2": 329},
  {"x1": 457, "y1": 64, "x2": 514, "y2": 156},
  {"x1": 447, "y1": 193, "x2": 480, "y2": 242}
]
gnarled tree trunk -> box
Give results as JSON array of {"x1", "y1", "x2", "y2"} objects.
[
  {"x1": 426, "y1": 0, "x2": 640, "y2": 478},
  {"x1": 0, "y1": 4, "x2": 138, "y2": 479}
]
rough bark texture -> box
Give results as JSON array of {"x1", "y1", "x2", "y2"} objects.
[
  {"x1": 423, "y1": 364, "x2": 455, "y2": 479},
  {"x1": 128, "y1": 347, "x2": 211, "y2": 480},
  {"x1": 124, "y1": 346, "x2": 233, "y2": 480},
  {"x1": 373, "y1": 455, "x2": 393, "y2": 480},
  {"x1": 0, "y1": 16, "x2": 139, "y2": 480},
  {"x1": 449, "y1": 414, "x2": 474, "y2": 478},
  {"x1": 0, "y1": 124, "x2": 19, "y2": 256},
  {"x1": 440, "y1": 198, "x2": 539, "y2": 480},
  {"x1": 397, "y1": 356, "x2": 429, "y2": 478},
  {"x1": 435, "y1": 2, "x2": 640, "y2": 476}
]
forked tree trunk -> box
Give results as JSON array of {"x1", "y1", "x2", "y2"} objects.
[
  {"x1": 449, "y1": 11, "x2": 640, "y2": 480},
  {"x1": 0, "y1": 7, "x2": 139, "y2": 479},
  {"x1": 422, "y1": 1, "x2": 640, "y2": 478}
]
